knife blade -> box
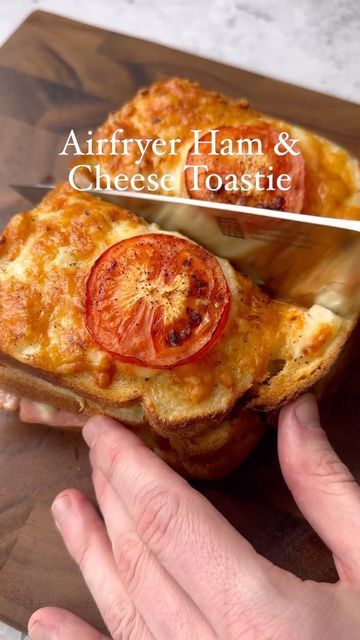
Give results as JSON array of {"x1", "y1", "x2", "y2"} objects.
[{"x1": 11, "y1": 183, "x2": 360, "y2": 318}]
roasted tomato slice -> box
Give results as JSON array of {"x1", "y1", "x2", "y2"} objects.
[
  {"x1": 185, "y1": 124, "x2": 305, "y2": 213},
  {"x1": 85, "y1": 233, "x2": 231, "y2": 369}
]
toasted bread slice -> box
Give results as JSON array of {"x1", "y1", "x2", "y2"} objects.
[{"x1": 0, "y1": 183, "x2": 355, "y2": 441}]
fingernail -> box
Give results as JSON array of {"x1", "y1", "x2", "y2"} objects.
[
  {"x1": 294, "y1": 394, "x2": 320, "y2": 429},
  {"x1": 29, "y1": 620, "x2": 53, "y2": 640},
  {"x1": 83, "y1": 418, "x2": 98, "y2": 447},
  {"x1": 52, "y1": 494, "x2": 72, "y2": 530}
]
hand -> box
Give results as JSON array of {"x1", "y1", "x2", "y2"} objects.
[{"x1": 28, "y1": 394, "x2": 360, "y2": 640}]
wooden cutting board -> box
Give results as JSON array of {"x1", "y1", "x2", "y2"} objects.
[{"x1": 0, "y1": 10, "x2": 359, "y2": 634}]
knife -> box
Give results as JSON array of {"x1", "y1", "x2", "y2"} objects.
[{"x1": 11, "y1": 184, "x2": 360, "y2": 318}]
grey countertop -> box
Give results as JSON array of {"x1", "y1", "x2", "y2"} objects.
[
  {"x1": 0, "y1": 1, "x2": 359, "y2": 638},
  {"x1": 0, "y1": 0, "x2": 359, "y2": 103}
]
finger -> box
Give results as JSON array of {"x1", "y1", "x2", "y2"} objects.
[
  {"x1": 93, "y1": 469, "x2": 215, "y2": 640},
  {"x1": 29, "y1": 606, "x2": 110, "y2": 640},
  {"x1": 84, "y1": 417, "x2": 288, "y2": 637},
  {"x1": 278, "y1": 393, "x2": 360, "y2": 584},
  {"x1": 52, "y1": 489, "x2": 153, "y2": 639}
]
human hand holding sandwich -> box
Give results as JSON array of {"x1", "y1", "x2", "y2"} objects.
[{"x1": 27, "y1": 393, "x2": 360, "y2": 640}]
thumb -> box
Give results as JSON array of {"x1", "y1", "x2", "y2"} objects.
[{"x1": 278, "y1": 393, "x2": 360, "y2": 585}]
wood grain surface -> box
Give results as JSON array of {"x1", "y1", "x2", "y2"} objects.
[{"x1": 0, "y1": 10, "x2": 359, "y2": 634}]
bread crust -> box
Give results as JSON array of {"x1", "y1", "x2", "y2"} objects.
[{"x1": 248, "y1": 319, "x2": 356, "y2": 410}]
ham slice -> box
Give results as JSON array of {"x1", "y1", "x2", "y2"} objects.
[
  {"x1": 0, "y1": 389, "x2": 86, "y2": 427},
  {"x1": 19, "y1": 398, "x2": 87, "y2": 427}
]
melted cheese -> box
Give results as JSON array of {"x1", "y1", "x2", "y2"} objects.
[{"x1": 289, "y1": 304, "x2": 341, "y2": 360}]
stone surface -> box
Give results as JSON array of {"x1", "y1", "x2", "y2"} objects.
[
  {"x1": 0, "y1": 0, "x2": 359, "y2": 102},
  {"x1": 0, "y1": 626, "x2": 27, "y2": 639},
  {"x1": 0, "y1": 0, "x2": 358, "y2": 637}
]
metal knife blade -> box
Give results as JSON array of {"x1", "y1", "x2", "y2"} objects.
[{"x1": 11, "y1": 183, "x2": 360, "y2": 318}]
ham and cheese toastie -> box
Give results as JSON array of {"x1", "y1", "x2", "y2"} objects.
[
  {"x1": 0, "y1": 182, "x2": 355, "y2": 478},
  {"x1": 0, "y1": 78, "x2": 358, "y2": 478}
]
